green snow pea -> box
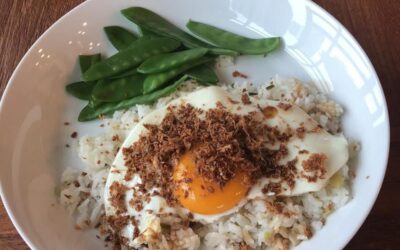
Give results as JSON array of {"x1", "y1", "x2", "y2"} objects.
[
  {"x1": 208, "y1": 48, "x2": 240, "y2": 57},
  {"x1": 65, "y1": 81, "x2": 96, "y2": 100},
  {"x1": 186, "y1": 20, "x2": 281, "y2": 55},
  {"x1": 121, "y1": 7, "x2": 210, "y2": 49},
  {"x1": 104, "y1": 26, "x2": 137, "y2": 50},
  {"x1": 78, "y1": 75, "x2": 189, "y2": 121},
  {"x1": 109, "y1": 68, "x2": 138, "y2": 79},
  {"x1": 88, "y1": 98, "x2": 102, "y2": 108},
  {"x1": 143, "y1": 56, "x2": 212, "y2": 94},
  {"x1": 92, "y1": 74, "x2": 146, "y2": 102},
  {"x1": 79, "y1": 54, "x2": 101, "y2": 73},
  {"x1": 121, "y1": 8, "x2": 242, "y2": 57},
  {"x1": 82, "y1": 37, "x2": 181, "y2": 82},
  {"x1": 66, "y1": 54, "x2": 102, "y2": 99},
  {"x1": 137, "y1": 48, "x2": 208, "y2": 74},
  {"x1": 138, "y1": 25, "x2": 159, "y2": 38},
  {"x1": 185, "y1": 65, "x2": 218, "y2": 85}
]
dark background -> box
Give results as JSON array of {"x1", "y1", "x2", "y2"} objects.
[{"x1": 0, "y1": 0, "x2": 399, "y2": 249}]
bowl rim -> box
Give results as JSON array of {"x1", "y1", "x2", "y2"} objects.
[
  {"x1": 0, "y1": 1, "x2": 92, "y2": 248},
  {"x1": 305, "y1": 2, "x2": 390, "y2": 249},
  {"x1": 0, "y1": 0, "x2": 390, "y2": 249}
]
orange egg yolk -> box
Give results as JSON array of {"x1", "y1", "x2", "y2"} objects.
[{"x1": 173, "y1": 151, "x2": 250, "y2": 215}]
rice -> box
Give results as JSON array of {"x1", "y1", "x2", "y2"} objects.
[{"x1": 59, "y1": 76, "x2": 357, "y2": 249}]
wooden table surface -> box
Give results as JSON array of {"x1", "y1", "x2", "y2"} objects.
[{"x1": 0, "y1": 0, "x2": 399, "y2": 249}]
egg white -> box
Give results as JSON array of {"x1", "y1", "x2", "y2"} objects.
[{"x1": 104, "y1": 86, "x2": 349, "y2": 246}]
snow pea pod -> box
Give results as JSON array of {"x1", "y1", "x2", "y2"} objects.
[
  {"x1": 185, "y1": 65, "x2": 218, "y2": 85},
  {"x1": 186, "y1": 20, "x2": 281, "y2": 55},
  {"x1": 78, "y1": 75, "x2": 189, "y2": 121},
  {"x1": 143, "y1": 56, "x2": 212, "y2": 94},
  {"x1": 88, "y1": 98, "x2": 102, "y2": 108},
  {"x1": 79, "y1": 54, "x2": 101, "y2": 73},
  {"x1": 82, "y1": 37, "x2": 181, "y2": 82},
  {"x1": 121, "y1": 7, "x2": 210, "y2": 49},
  {"x1": 92, "y1": 74, "x2": 146, "y2": 102},
  {"x1": 65, "y1": 81, "x2": 95, "y2": 100},
  {"x1": 104, "y1": 26, "x2": 137, "y2": 50},
  {"x1": 109, "y1": 68, "x2": 138, "y2": 79},
  {"x1": 121, "y1": 8, "x2": 241, "y2": 57},
  {"x1": 138, "y1": 25, "x2": 159, "y2": 38},
  {"x1": 66, "y1": 54, "x2": 102, "y2": 99},
  {"x1": 208, "y1": 48, "x2": 239, "y2": 57},
  {"x1": 137, "y1": 48, "x2": 208, "y2": 74}
]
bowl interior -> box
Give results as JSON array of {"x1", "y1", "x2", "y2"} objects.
[{"x1": 0, "y1": 0, "x2": 389, "y2": 249}]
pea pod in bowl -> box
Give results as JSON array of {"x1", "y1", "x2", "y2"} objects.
[
  {"x1": 82, "y1": 37, "x2": 181, "y2": 82},
  {"x1": 66, "y1": 53, "x2": 102, "y2": 100},
  {"x1": 143, "y1": 56, "x2": 213, "y2": 94},
  {"x1": 91, "y1": 74, "x2": 146, "y2": 102},
  {"x1": 78, "y1": 75, "x2": 189, "y2": 121},
  {"x1": 186, "y1": 20, "x2": 281, "y2": 55},
  {"x1": 137, "y1": 48, "x2": 208, "y2": 74},
  {"x1": 103, "y1": 26, "x2": 137, "y2": 50}
]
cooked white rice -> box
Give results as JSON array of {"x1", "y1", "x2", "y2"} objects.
[{"x1": 59, "y1": 76, "x2": 358, "y2": 249}]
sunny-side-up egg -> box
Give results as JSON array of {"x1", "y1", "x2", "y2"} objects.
[{"x1": 104, "y1": 86, "x2": 349, "y2": 247}]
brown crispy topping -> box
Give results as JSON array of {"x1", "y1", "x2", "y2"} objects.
[
  {"x1": 130, "y1": 217, "x2": 140, "y2": 239},
  {"x1": 227, "y1": 97, "x2": 240, "y2": 104},
  {"x1": 73, "y1": 180, "x2": 80, "y2": 188},
  {"x1": 304, "y1": 227, "x2": 313, "y2": 239},
  {"x1": 272, "y1": 233, "x2": 290, "y2": 250},
  {"x1": 299, "y1": 149, "x2": 309, "y2": 154},
  {"x1": 232, "y1": 70, "x2": 248, "y2": 79},
  {"x1": 107, "y1": 216, "x2": 129, "y2": 231},
  {"x1": 133, "y1": 226, "x2": 139, "y2": 239},
  {"x1": 70, "y1": 131, "x2": 78, "y2": 138},
  {"x1": 239, "y1": 242, "x2": 251, "y2": 250},
  {"x1": 112, "y1": 135, "x2": 120, "y2": 142},
  {"x1": 106, "y1": 215, "x2": 129, "y2": 243},
  {"x1": 265, "y1": 198, "x2": 295, "y2": 218},
  {"x1": 78, "y1": 191, "x2": 90, "y2": 203},
  {"x1": 310, "y1": 125, "x2": 323, "y2": 133},
  {"x1": 109, "y1": 182, "x2": 128, "y2": 215},
  {"x1": 262, "y1": 182, "x2": 282, "y2": 195},
  {"x1": 301, "y1": 153, "x2": 327, "y2": 182},
  {"x1": 120, "y1": 103, "x2": 302, "y2": 208},
  {"x1": 216, "y1": 101, "x2": 225, "y2": 109},
  {"x1": 241, "y1": 92, "x2": 251, "y2": 104},
  {"x1": 296, "y1": 126, "x2": 306, "y2": 139},
  {"x1": 129, "y1": 197, "x2": 144, "y2": 212},
  {"x1": 278, "y1": 102, "x2": 292, "y2": 111}
]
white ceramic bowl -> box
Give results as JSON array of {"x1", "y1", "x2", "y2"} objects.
[{"x1": 0, "y1": 0, "x2": 389, "y2": 249}]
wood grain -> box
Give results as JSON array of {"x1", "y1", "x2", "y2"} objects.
[{"x1": 0, "y1": 0, "x2": 399, "y2": 249}]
